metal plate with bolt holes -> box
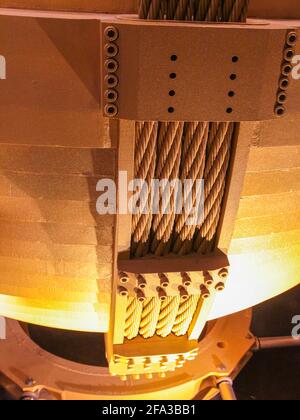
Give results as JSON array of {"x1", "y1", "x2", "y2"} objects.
[{"x1": 101, "y1": 18, "x2": 296, "y2": 122}]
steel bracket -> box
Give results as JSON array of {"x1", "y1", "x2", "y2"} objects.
[{"x1": 101, "y1": 17, "x2": 298, "y2": 121}]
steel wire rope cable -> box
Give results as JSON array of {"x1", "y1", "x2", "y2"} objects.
[{"x1": 126, "y1": 0, "x2": 249, "y2": 340}]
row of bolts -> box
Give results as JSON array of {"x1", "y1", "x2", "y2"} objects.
[
  {"x1": 275, "y1": 30, "x2": 298, "y2": 117},
  {"x1": 114, "y1": 352, "x2": 198, "y2": 381},
  {"x1": 118, "y1": 268, "x2": 228, "y2": 302}
]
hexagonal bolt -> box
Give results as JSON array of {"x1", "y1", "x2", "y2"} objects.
[
  {"x1": 120, "y1": 375, "x2": 127, "y2": 382},
  {"x1": 133, "y1": 374, "x2": 140, "y2": 380},
  {"x1": 145, "y1": 373, "x2": 153, "y2": 380},
  {"x1": 159, "y1": 372, "x2": 167, "y2": 378}
]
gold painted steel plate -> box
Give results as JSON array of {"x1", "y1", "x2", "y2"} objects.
[{"x1": 101, "y1": 18, "x2": 296, "y2": 121}]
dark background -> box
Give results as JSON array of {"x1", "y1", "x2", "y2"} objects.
[{"x1": 235, "y1": 285, "x2": 300, "y2": 400}]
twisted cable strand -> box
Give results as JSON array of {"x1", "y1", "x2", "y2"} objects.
[
  {"x1": 150, "y1": 122, "x2": 184, "y2": 256},
  {"x1": 148, "y1": 0, "x2": 161, "y2": 19},
  {"x1": 205, "y1": 0, "x2": 222, "y2": 21},
  {"x1": 172, "y1": 295, "x2": 200, "y2": 336},
  {"x1": 224, "y1": 0, "x2": 249, "y2": 22},
  {"x1": 172, "y1": 122, "x2": 209, "y2": 255},
  {"x1": 195, "y1": 0, "x2": 210, "y2": 20},
  {"x1": 124, "y1": 298, "x2": 143, "y2": 340},
  {"x1": 139, "y1": 297, "x2": 161, "y2": 338},
  {"x1": 222, "y1": 0, "x2": 235, "y2": 21},
  {"x1": 194, "y1": 123, "x2": 234, "y2": 251},
  {"x1": 203, "y1": 123, "x2": 233, "y2": 212},
  {"x1": 131, "y1": 122, "x2": 158, "y2": 257},
  {"x1": 139, "y1": 0, "x2": 152, "y2": 19},
  {"x1": 239, "y1": 0, "x2": 249, "y2": 22},
  {"x1": 156, "y1": 296, "x2": 181, "y2": 337}
]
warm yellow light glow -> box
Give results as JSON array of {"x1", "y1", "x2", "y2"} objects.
[
  {"x1": 209, "y1": 244, "x2": 300, "y2": 320},
  {"x1": 0, "y1": 242, "x2": 299, "y2": 331},
  {"x1": 0, "y1": 294, "x2": 109, "y2": 332}
]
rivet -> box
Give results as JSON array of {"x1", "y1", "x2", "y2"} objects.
[
  {"x1": 133, "y1": 374, "x2": 140, "y2": 380},
  {"x1": 159, "y1": 372, "x2": 166, "y2": 378},
  {"x1": 145, "y1": 373, "x2": 153, "y2": 379},
  {"x1": 120, "y1": 375, "x2": 127, "y2": 382}
]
